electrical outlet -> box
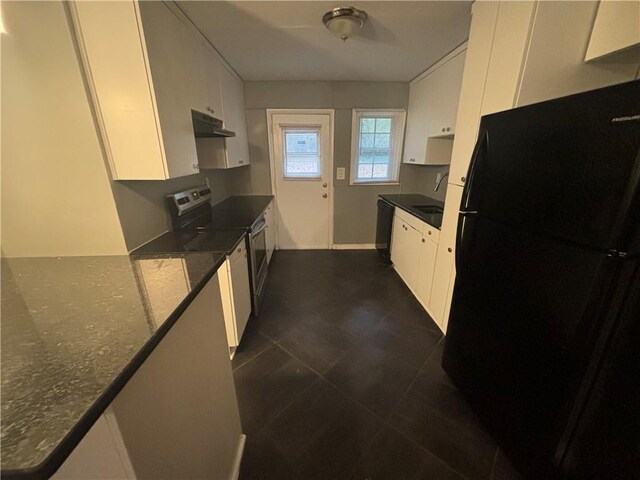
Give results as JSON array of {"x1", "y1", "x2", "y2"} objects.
[{"x1": 336, "y1": 167, "x2": 346, "y2": 180}]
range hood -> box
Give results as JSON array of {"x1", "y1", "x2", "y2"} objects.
[{"x1": 191, "y1": 110, "x2": 235, "y2": 138}]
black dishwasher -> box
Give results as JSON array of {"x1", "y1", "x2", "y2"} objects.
[{"x1": 376, "y1": 198, "x2": 394, "y2": 260}]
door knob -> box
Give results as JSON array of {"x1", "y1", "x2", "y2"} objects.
[{"x1": 322, "y1": 193, "x2": 328, "y2": 198}]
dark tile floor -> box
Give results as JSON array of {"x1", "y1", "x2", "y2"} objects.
[{"x1": 233, "y1": 250, "x2": 522, "y2": 480}]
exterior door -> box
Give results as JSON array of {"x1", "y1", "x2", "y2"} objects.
[{"x1": 269, "y1": 111, "x2": 333, "y2": 249}]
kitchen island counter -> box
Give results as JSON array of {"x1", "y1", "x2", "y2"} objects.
[{"x1": 1, "y1": 252, "x2": 226, "y2": 479}]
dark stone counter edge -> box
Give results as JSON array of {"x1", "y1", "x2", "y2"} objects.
[
  {"x1": 379, "y1": 194, "x2": 445, "y2": 230},
  {"x1": 0, "y1": 254, "x2": 227, "y2": 480}
]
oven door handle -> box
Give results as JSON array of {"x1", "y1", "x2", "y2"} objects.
[{"x1": 251, "y1": 219, "x2": 267, "y2": 238}]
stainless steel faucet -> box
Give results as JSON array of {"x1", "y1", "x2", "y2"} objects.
[{"x1": 434, "y1": 173, "x2": 449, "y2": 192}]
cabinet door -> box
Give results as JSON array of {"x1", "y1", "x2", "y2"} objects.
[
  {"x1": 402, "y1": 76, "x2": 430, "y2": 165},
  {"x1": 481, "y1": 1, "x2": 535, "y2": 116},
  {"x1": 203, "y1": 46, "x2": 223, "y2": 118},
  {"x1": 71, "y1": 1, "x2": 167, "y2": 180},
  {"x1": 180, "y1": 26, "x2": 208, "y2": 114},
  {"x1": 138, "y1": 1, "x2": 199, "y2": 178},
  {"x1": 391, "y1": 214, "x2": 405, "y2": 274},
  {"x1": 220, "y1": 65, "x2": 250, "y2": 168},
  {"x1": 416, "y1": 236, "x2": 438, "y2": 307},
  {"x1": 429, "y1": 184, "x2": 463, "y2": 329},
  {"x1": 403, "y1": 223, "x2": 422, "y2": 292},
  {"x1": 448, "y1": 1, "x2": 499, "y2": 187},
  {"x1": 230, "y1": 245, "x2": 252, "y2": 343},
  {"x1": 427, "y1": 51, "x2": 466, "y2": 137},
  {"x1": 265, "y1": 202, "x2": 276, "y2": 263}
]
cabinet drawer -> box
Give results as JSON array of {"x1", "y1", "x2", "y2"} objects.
[
  {"x1": 394, "y1": 208, "x2": 425, "y2": 234},
  {"x1": 423, "y1": 224, "x2": 440, "y2": 244},
  {"x1": 229, "y1": 237, "x2": 247, "y2": 263},
  {"x1": 395, "y1": 208, "x2": 440, "y2": 242}
]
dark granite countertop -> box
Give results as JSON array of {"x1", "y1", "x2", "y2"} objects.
[
  {"x1": 131, "y1": 229, "x2": 246, "y2": 256},
  {"x1": 379, "y1": 194, "x2": 445, "y2": 229},
  {"x1": 1, "y1": 252, "x2": 226, "y2": 479},
  {"x1": 207, "y1": 195, "x2": 274, "y2": 230}
]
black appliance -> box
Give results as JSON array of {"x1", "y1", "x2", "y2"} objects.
[
  {"x1": 442, "y1": 80, "x2": 640, "y2": 479},
  {"x1": 191, "y1": 110, "x2": 236, "y2": 138},
  {"x1": 376, "y1": 198, "x2": 394, "y2": 259}
]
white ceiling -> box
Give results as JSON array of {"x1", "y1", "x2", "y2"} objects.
[{"x1": 177, "y1": 1, "x2": 472, "y2": 82}]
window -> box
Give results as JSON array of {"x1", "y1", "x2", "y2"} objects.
[
  {"x1": 350, "y1": 109, "x2": 406, "y2": 184},
  {"x1": 282, "y1": 128, "x2": 322, "y2": 178}
]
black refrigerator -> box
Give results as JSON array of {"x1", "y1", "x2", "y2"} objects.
[{"x1": 442, "y1": 80, "x2": 640, "y2": 479}]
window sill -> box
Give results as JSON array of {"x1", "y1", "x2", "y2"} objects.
[{"x1": 349, "y1": 181, "x2": 401, "y2": 186}]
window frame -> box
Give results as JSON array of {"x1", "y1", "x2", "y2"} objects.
[{"x1": 350, "y1": 109, "x2": 406, "y2": 185}]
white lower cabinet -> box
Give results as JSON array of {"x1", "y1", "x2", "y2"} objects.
[
  {"x1": 416, "y1": 235, "x2": 438, "y2": 307},
  {"x1": 391, "y1": 211, "x2": 441, "y2": 328},
  {"x1": 391, "y1": 215, "x2": 421, "y2": 289},
  {"x1": 265, "y1": 201, "x2": 276, "y2": 263},
  {"x1": 220, "y1": 239, "x2": 252, "y2": 351},
  {"x1": 429, "y1": 184, "x2": 463, "y2": 331}
]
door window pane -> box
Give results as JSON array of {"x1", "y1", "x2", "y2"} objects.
[{"x1": 283, "y1": 129, "x2": 321, "y2": 178}]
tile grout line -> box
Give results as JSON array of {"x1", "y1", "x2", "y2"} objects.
[{"x1": 231, "y1": 331, "x2": 275, "y2": 372}]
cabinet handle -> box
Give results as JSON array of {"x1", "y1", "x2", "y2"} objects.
[
  {"x1": 421, "y1": 238, "x2": 425, "y2": 243},
  {"x1": 239, "y1": 160, "x2": 244, "y2": 164},
  {"x1": 192, "y1": 163, "x2": 199, "y2": 170},
  {"x1": 448, "y1": 247, "x2": 452, "y2": 253},
  {"x1": 237, "y1": 248, "x2": 241, "y2": 254},
  {"x1": 428, "y1": 231, "x2": 431, "y2": 235},
  {"x1": 446, "y1": 127, "x2": 451, "y2": 132},
  {"x1": 323, "y1": 183, "x2": 327, "y2": 187},
  {"x1": 461, "y1": 176, "x2": 466, "y2": 183},
  {"x1": 410, "y1": 158, "x2": 415, "y2": 162},
  {"x1": 322, "y1": 193, "x2": 328, "y2": 198},
  {"x1": 442, "y1": 127, "x2": 446, "y2": 132}
]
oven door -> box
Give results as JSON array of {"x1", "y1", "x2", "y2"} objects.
[{"x1": 249, "y1": 218, "x2": 268, "y2": 315}]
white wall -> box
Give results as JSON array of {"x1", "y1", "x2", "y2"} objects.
[{"x1": 1, "y1": 1, "x2": 127, "y2": 257}]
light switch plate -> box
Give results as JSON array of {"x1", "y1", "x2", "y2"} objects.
[{"x1": 336, "y1": 167, "x2": 346, "y2": 180}]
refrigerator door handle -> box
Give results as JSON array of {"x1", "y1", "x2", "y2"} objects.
[
  {"x1": 461, "y1": 130, "x2": 488, "y2": 212},
  {"x1": 455, "y1": 212, "x2": 474, "y2": 271}
]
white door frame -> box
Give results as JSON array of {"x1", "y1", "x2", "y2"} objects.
[{"x1": 266, "y1": 109, "x2": 335, "y2": 249}]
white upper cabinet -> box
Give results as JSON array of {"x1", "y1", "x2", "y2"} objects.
[
  {"x1": 220, "y1": 65, "x2": 251, "y2": 168},
  {"x1": 71, "y1": 1, "x2": 249, "y2": 179},
  {"x1": 403, "y1": 47, "x2": 466, "y2": 166},
  {"x1": 426, "y1": 52, "x2": 466, "y2": 138},
  {"x1": 203, "y1": 46, "x2": 224, "y2": 118},
  {"x1": 139, "y1": 1, "x2": 200, "y2": 179},
  {"x1": 585, "y1": 1, "x2": 640, "y2": 62},
  {"x1": 448, "y1": 1, "x2": 500, "y2": 187},
  {"x1": 195, "y1": 63, "x2": 250, "y2": 169}
]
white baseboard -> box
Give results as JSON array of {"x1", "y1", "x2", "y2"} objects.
[
  {"x1": 332, "y1": 243, "x2": 376, "y2": 250},
  {"x1": 230, "y1": 434, "x2": 246, "y2": 480}
]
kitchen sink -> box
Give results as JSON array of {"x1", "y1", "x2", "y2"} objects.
[{"x1": 412, "y1": 205, "x2": 443, "y2": 215}]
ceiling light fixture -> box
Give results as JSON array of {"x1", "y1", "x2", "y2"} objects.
[{"x1": 322, "y1": 6, "x2": 368, "y2": 42}]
